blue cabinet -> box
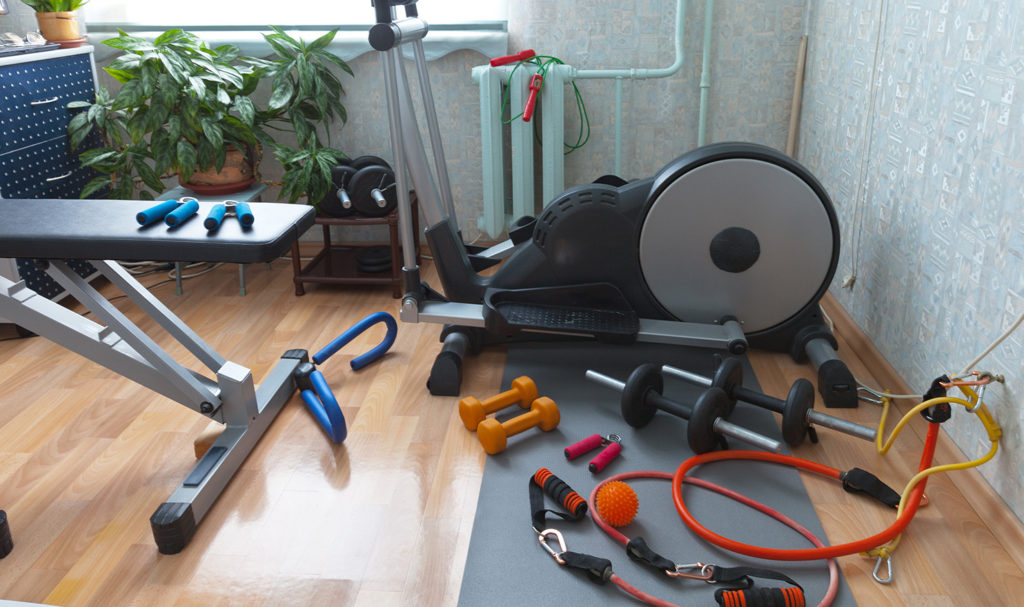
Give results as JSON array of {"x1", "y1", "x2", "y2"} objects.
[{"x1": 0, "y1": 46, "x2": 101, "y2": 306}]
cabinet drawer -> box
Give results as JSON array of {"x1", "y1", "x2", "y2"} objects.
[
  {"x1": 0, "y1": 137, "x2": 98, "y2": 199},
  {"x1": 0, "y1": 54, "x2": 95, "y2": 155}
]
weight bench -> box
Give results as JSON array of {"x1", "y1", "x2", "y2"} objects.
[{"x1": 0, "y1": 198, "x2": 315, "y2": 554}]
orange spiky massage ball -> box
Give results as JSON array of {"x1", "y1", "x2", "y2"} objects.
[{"x1": 595, "y1": 480, "x2": 639, "y2": 527}]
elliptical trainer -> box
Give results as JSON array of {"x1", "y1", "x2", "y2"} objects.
[{"x1": 367, "y1": 0, "x2": 857, "y2": 408}]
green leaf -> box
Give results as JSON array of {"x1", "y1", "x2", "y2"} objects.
[
  {"x1": 68, "y1": 113, "x2": 93, "y2": 149},
  {"x1": 233, "y1": 96, "x2": 255, "y2": 126},
  {"x1": 213, "y1": 145, "x2": 227, "y2": 173},
  {"x1": 267, "y1": 79, "x2": 295, "y2": 112},
  {"x1": 158, "y1": 53, "x2": 187, "y2": 84},
  {"x1": 213, "y1": 44, "x2": 241, "y2": 63},
  {"x1": 154, "y1": 29, "x2": 185, "y2": 46},
  {"x1": 177, "y1": 141, "x2": 197, "y2": 182},
  {"x1": 296, "y1": 54, "x2": 312, "y2": 99},
  {"x1": 319, "y1": 52, "x2": 354, "y2": 77},
  {"x1": 110, "y1": 79, "x2": 141, "y2": 111},
  {"x1": 200, "y1": 118, "x2": 224, "y2": 150},
  {"x1": 188, "y1": 76, "x2": 207, "y2": 99},
  {"x1": 134, "y1": 160, "x2": 165, "y2": 192},
  {"x1": 79, "y1": 148, "x2": 120, "y2": 166},
  {"x1": 167, "y1": 115, "x2": 182, "y2": 143},
  {"x1": 307, "y1": 29, "x2": 338, "y2": 53},
  {"x1": 127, "y1": 111, "x2": 149, "y2": 144},
  {"x1": 80, "y1": 175, "x2": 112, "y2": 199},
  {"x1": 104, "y1": 34, "x2": 154, "y2": 53}
]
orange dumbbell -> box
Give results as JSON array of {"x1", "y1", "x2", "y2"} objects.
[
  {"x1": 477, "y1": 397, "x2": 560, "y2": 455},
  {"x1": 459, "y1": 376, "x2": 538, "y2": 430}
]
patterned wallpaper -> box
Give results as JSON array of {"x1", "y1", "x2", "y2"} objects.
[
  {"x1": 799, "y1": 0, "x2": 1024, "y2": 518},
  {"x1": 0, "y1": 2, "x2": 39, "y2": 35}
]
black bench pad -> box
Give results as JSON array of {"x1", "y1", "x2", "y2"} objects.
[{"x1": 0, "y1": 199, "x2": 315, "y2": 264}]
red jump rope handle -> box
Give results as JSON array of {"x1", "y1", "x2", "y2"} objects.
[
  {"x1": 588, "y1": 442, "x2": 622, "y2": 473},
  {"x1": 522, "y1": 74, "x2": 543, "y2": 122},
  {"x1": 490, "y1": 49, "x2": 536, "y2": 67},
  {"x1": 565, "y1": 434, "x2": 604, "y2": 459}
]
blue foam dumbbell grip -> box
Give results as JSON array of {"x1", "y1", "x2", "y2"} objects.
[
  {"x1": 204, "y1": 204, "x2": 227, "y2": 230},
  {"x1": 165, "y1": 199, "x2": 200, "y2": 227},
  {"x1": 236, "y1": 202, "x2": 255, "y2": 226},
  {"x1": 136, "y1": 200, "x2": 180, "y2": 226}
]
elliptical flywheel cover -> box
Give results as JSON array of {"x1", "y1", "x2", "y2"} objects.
[{"x1": 637, "y1": 143, "x2": 839, "y2": 334}]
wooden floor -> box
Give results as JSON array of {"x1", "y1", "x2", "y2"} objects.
[{"x1": 1, "y1": 258, "x2": 1022, "y2": 606}]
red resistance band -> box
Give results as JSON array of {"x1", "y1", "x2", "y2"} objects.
[
  {"x1": 588, "y1": 471, "x2": 832, "y2": 607},
  {"x1": 672, "y1": 422, "x2": 940, "y2": 561}
]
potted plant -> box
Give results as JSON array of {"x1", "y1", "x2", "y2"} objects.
[
  {"x1": 68, "y1": 27, "x2": 353, "y2": 203},
  {"x1": 19, "y1": 0, "x2": 88, "y2": 44}
]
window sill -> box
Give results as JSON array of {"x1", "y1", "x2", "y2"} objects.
[{"x1": 85, "y1": 23, "x2": 509, "y2": 64}]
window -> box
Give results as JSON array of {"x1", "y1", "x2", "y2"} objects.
[
  {"x1": 83, "y1": 1, "x2": 509, "y2": 61},
  {"x1": 84, "y1": 1, "x2": 507, "y2": 27}
]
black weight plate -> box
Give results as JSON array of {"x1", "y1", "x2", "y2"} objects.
[
  {"x1": 781, "y1": 378, "x2": 815, "y2": 446},
  {"x1": 319, "y1": 165, "x2": 359, "y2": 217},
  {"x1": 688, "y1": 387, "x2": 730, "y2": 454},
  {"x1": 355, "y1": 245, "x2": 392, "y2": 266},
  {"x1": 350, "y1": 165, "x2": 398, "y2": 217},
  {"x1": 350, "y1": 155, "x2": 392, "y2": 172},
  {"x1": 620, "y1": 364, "x2": 662, "y2": 428},
  {"x1": 357, "y1": 260, "x2": 393, "y2": 274}
]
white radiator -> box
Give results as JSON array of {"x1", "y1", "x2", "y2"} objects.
[{"x1": 472, "y1": 62, "x2": 571, "y2": 239}]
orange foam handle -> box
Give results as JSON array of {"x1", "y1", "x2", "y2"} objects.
[
  {"x1": 717, "y1": 586, "x2": 805, "y2": 607},
  {"x1": 595, "y1": 480, "x2": 638, "y2": 527},
  {"x1": 534, "y1": 467, "x2": 587, "y2": 517}
]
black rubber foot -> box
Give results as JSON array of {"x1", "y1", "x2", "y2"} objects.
[
  {"x1": 427, "y1": 350, "x2": 463, "y2": 396},
  {"x1": 0, "y1": 510, "x2": 12, "y2": 558},
  {"x1": 818, "y1": 359, "x2": 858, "y2": 408},
  {"x1": 151, "y1": 502, "x2": 196, "y2": 555}
]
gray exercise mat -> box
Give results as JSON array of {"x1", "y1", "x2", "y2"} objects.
[{"x1": 458, "y1": 341, "x2": 855, "y2": 606}]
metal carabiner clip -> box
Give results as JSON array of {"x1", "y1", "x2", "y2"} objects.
[
  {"x1": 667, "y1": 562, "x2": 714, "y2": 581},
  {"x1": 538, "y1": 528, "x2": 567, "y2": 565},
  {"x1": 856, "y1": 386, "x2": 885, "y2": 405},
  {"x1": 872, "y1": 554, "x2": 894, "y2": 584}
]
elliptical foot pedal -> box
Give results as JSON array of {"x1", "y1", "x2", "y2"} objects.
[{"x1": 484, "y1": 284, "x2": 638, "y2": 342}]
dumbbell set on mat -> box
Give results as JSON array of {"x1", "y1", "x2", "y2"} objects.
[
  {"x1": 459, "y1": 376, "x2": 560, "y2": 454},
  {"x1": 586, "y1": 365, "x2": 783, "y2": 454},
  {"x1": 318, "y1": 154, "x2": 399, "y2": 218},
  {"x1": 661, "y1": 357, "x2": 876, "y2": 445},
  {"x1": 585, "y1": 358, "x2": 876, "y2": 454}
]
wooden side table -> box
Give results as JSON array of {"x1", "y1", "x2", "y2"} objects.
[{"x1": 291, "y1": 201, "x2": 420, "y2": 298}]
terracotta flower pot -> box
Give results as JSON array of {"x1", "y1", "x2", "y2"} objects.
[
  {"x1": 36, "y1": 11, "x2": 80, "y2": 43},
  {"x1": 179, "y1": 146, "x2": 256, "y2": 196}
]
